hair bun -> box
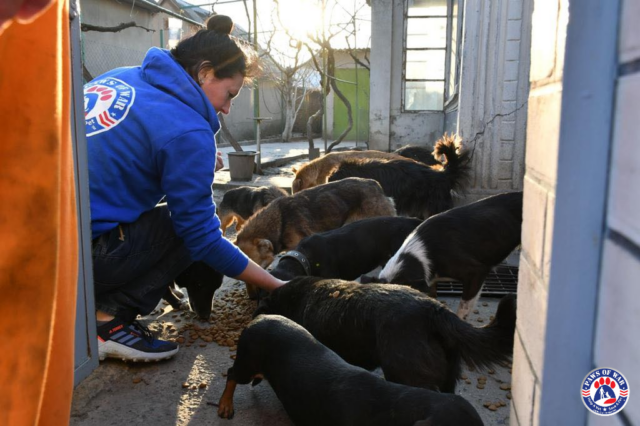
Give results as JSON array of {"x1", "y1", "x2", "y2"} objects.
[{"x1": 207, "y1": 15, "x2": 234, "y2": 35}]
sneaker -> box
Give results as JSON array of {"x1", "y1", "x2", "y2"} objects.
[{"x1": 97, "y1": 318, "x2": 179, "y2": 362}]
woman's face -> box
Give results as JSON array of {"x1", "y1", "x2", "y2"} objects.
[{"x1": 199, "y1": 72, "x2": 244, "y2": 115}]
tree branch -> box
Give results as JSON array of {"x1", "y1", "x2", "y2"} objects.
[{"x1": 81, "y1": 21, "x2": 155, "y2": 33}]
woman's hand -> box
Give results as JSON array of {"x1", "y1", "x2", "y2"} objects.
[{"x1": 215, "y1": 151, "x2": 224, "y2": 172}]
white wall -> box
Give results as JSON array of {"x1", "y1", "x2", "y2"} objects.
[
  {"x1": 512, "y1": 0, "x2": 622, "y2": 424},
  {"x1": 369, "y1": 0, "x2": 531, "y2": 198},
  {"x1": 590, "y1": 1, "x2": 640, "y2": 425},
  {"x1": 457, "y1": 0, "x2": 532, "y2": 200}
]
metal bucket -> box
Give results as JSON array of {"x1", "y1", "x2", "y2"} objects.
[{"x1": 227, "y1": 151, "x2": 258, "y2": 181}]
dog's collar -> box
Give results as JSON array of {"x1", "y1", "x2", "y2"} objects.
[{"x1": 279, "y1": 250, "x2": 312, "y2": 276}]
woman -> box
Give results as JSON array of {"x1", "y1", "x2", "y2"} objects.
[{"x1": 85, "y1": 15, "x2": 284, "y2": 362}]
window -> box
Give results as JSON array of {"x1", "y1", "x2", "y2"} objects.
[{"x1": 403, "y1": 0, "x2": 464, "y2": 111}]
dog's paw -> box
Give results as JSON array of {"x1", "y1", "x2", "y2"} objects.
[{"x1": 217, "y1": 401, "x2": 235, "y2": 419}]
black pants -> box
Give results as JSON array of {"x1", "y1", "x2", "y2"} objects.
[{"x1": 91, "y1": 205, "x2": 192, "y2": 321}]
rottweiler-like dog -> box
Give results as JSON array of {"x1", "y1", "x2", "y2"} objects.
[
  {"x1": 218, "y1": 185, "x2": 288, "y2": 234},
  {"x1": 255, "y1": 277, "x2": 516, "y2": 393},
  {"x1": 217, "y1": 315, "x2": 484, "y2": 426},
  {"x1": 270, "y1": 216, "x2": 422, "y2": 281}
]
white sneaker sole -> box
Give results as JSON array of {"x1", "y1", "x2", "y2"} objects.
[{"x1": 98, "y1": 340, "x2": 179, "y2": 362}]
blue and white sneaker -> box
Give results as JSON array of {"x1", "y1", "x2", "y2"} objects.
[{"x1": 97, "y1": 318, "x2": 178, "y2": 362}]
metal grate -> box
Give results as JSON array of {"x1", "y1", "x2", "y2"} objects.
[{"x1": 436, "y1": 264, "x2": 519, "y2": 297}]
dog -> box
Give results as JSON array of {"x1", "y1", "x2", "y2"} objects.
[
  {"x1": 291, "y1": 150, "x2": 413, "y2": 193},
  {"x1": 254, "y1": 277, "x2": 516, "y2": 393},
  {"x1": 376, "y1": 191, "x2": 523, "y2": 319},
  {"x1": 171, "y1": 261, "x2": 224, "y2": 319},
  {"x1": 217, "y1": 185, "x2": 288, "y2": 234},
  {"x1": 328, "y1": 136, "x2": 471, "y2": 219},
  {"x1": 393, "y1": 145, "x2": 440, "y2": 167},
  {"x1": 269, "y1": 216, "x2": 422, "y2": 281},
  {"x1": 236, "y1": 177, "x2": 396, "y2": 268},
  {"x1": 217, "y1": 315, "x2": 484, "y2": 426}
]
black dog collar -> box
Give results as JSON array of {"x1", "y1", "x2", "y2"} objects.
[{"x1": 279, "y1": 250, "x2": 312, "y2": 276}]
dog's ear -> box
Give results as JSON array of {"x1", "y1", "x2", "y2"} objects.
[
  {"x1": 292, "y1": 166, "x2": 298, "y2": 173},
  {"x1": 254, "y1": 238, "x2": 274, "y2": 254}
]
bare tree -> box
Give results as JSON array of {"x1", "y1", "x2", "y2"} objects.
[
  {"x1": 261, "y1": 18, "x2": 318, "y2": 143},
  {"x1": 273, "y1": 0, "x2": 369, "y2": 153}
]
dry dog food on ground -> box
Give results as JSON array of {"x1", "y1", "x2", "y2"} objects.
[{"x1": 500, "y1": 383, "x2": 512, "y2": 390}]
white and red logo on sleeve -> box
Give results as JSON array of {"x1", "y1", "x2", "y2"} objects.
[{"x1": 84, "y1": 77, "x2": 135, "y2": 137}]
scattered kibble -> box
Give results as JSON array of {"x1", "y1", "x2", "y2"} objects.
[
  {"x1": 182, "y1": 382, "x2": 190, "y2": 388},
  {"x1": 500, "y1": 383, "x2": 511, "y2": 391},
  {"x1": 132, "y1": 377, "x2": 142, "y2": 384}
]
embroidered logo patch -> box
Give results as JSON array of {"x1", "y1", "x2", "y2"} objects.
[
  {"x1": 582, "y1": 367, "x2": 629, "y2": 416},
  {"x1": 84, "y1": 77, "x2": 135, "y2": 137}
]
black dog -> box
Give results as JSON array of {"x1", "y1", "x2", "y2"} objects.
[
  {"x1": 218, "y1": 185, "x2": 288, "y2": 234},
  {"x1": 255, "y1": 277, "x2": 516, "y2": 393},
  {"x1": 376, "y1": 191, "x2": 523, "y2": 319},
  {"x1": 394, "y1": 144, "x2": 440, "y2": 167},
  {"x1": 170, "y1": 261, "x2": 224, "y2": 319},
  {"x1": 217, "y1": 315, "x2": 484, "y2": 426},
  {"x1": 328, "y1": 136, "x2": 470, "y2": 219},
  {"x1": 269, "y1": 217, "x2": 422, "y2": 281}
]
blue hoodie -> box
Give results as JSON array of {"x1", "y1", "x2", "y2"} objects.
[{"x1": 84, "y1": 47, "x2": 248, "y2": 277}]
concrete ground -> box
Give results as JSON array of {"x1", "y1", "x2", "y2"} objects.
[
  {"x1": 70, "y1": 284, "x2": 513, "y2": 426},
  {"x1": 71, "y1": 142, "x2": 513, "y2": 426}
]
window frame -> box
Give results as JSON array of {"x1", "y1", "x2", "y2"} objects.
[
  {"x1": 444, "y1": 0, "x2": 464, "y2": 109},
  {"x1": 401, "y1": 0, "x2": 464, "y2": 112}
]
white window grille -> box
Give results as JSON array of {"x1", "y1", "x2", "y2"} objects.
[{"x1": 403, "y1": 0, "x2": 464, "y2": 111}]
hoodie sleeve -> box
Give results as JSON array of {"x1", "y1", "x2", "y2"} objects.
[{"x1": 157, "y1": 129, "x2": 249, "y2": 277}]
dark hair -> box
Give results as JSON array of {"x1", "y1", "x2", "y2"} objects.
[{"x1": 171, "y1": 15, "x2": 260, "y2": 83}]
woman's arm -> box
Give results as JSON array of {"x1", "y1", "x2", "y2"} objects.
[{"x1": 234, "y1": 259, "x2": 285, "y2": 292}]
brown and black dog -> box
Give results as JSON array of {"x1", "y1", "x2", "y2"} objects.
[
  {"x1": 217, "y1": 185, "x2": 287, "y2": 234},
  {"x1": 235, "y1": 178, "x2": 396, "y2": 295},
  {"x1": 291, "y1": 150, "x2": 413, "y2": 193},
  {"x1": 217, "y1": 315, "x2": 484, "y2": 426},
  {"x1": 254, "y1": 277, "x2": 516, "y2": 393}
]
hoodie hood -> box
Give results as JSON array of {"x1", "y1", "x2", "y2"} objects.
[{"x1": 141, "y1": 47, "x2": 220, "y2": 132}]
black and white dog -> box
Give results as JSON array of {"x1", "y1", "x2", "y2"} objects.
[
  {"x1": 269, "y1": 217, "x2": 422, "y2": 281},
  {"x1": 328, "y1": 135, "x2": 470, "y2": 219},
  {"x1": 375, "y1": 191, "x2": 523, "y2": 319}
]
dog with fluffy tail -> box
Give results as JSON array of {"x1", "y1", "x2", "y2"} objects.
[{"x1": 329, "y1": 134, "x2": 471, "y2": 218}]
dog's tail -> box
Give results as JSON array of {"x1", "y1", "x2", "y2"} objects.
[
  {"x1": 433, "y1": 133, "x2": 472, "y2": 192},
  {"x1": 442, "y1": 294, "x2": 516, "y2": 371}
]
